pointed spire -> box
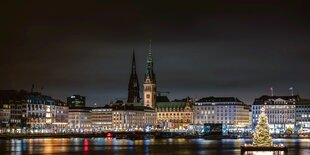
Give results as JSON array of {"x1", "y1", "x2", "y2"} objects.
[
  {"x1": 128, "y1": 49, "x2": 140, "y2": 103},
  {"x1": 147, "y1": 40, "x2": 153, "y2": 64},
  {"x1": 149, "y1": 39, "x2": 152, "y2": 55},
  {"x1": 144, "y1": 40, "x2": 156, "y2": 83},
  {"x1": 131, "y1": 49, "x2": 136, "y2": 73}
]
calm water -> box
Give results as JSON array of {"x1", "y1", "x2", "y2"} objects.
[{"x1": 2, "y1": 138, "x2": 310, "y2": 155}]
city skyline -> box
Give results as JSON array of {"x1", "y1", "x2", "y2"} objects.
[
  {"x1": 1, "y1": 1, "x2": 309, "y2": 105},
  {"x1": 1, "y1": 47, "x2": 307, "y2": 106}
]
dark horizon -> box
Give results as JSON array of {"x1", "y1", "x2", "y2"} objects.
[{"x1": 1, "y1": 1, "x2": 309, "y2": 105}]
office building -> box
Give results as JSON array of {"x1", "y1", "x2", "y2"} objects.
[
  {"x1": 91, "y1": 106, "x2": 113, "y2": 131},
  {"x1": 67, "y1": 95, "x2": 86, "y2": 108},
  {"x1": 193, "y1": 97, "x2": 250, "y2": 129},
  {"x1": 68, "y1": 107, "x2": 92, "y2": 133},
  {"x1": 252, "y1": 95, "x2": 298, "y2": 134}
]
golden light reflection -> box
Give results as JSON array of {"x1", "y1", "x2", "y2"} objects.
[
  {"x1": 43, "y1": 139, "x2": 54, "y2": 154},
  {"x1": 244, "y1": 151, "x2": 285, "y2": 155},
  {"x1": 25, "y1": 138, "x2": 70, "y2": 154}
]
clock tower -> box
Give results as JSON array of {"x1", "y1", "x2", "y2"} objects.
[{"x1": 143, "y1": 40, "x2": 157, "y2": 108}]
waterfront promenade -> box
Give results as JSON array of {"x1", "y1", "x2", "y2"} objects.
[{"x1": 1, "y1": 132, "x2": 309, "y2": 140}]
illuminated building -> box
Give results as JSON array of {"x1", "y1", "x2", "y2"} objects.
[
  {"x1": 91, "y1": 106, "x2": 113, "y2": 131},
  {"x1": 252, "y1": 95, "x2": 298, "y2": 134},
  {"x1": 143, "y1": 41, "x2": 157, "y2": 108},
  {"x1": 249, "y1": 106, "x2": 252, "y2": 128},
  {"x1": 67, "y1": 95, "x2": 86, "y2": 108},
  {"x1": 111, "y1": 104, "x2": 156, "y2": 131},
  {"x1": 144, "y1": 107, "x2": 157, "y2": 130},
  {"x1": 193, "y1": 97, "x2": 250, "y2": 130},
  {"x1": 68, "y1": 107, "x2": 92, "y2": 133},
  {"x1": 0, "y1": 90, "x2": 68, "y2": 133},
  {"x1": 0, "y1": 90, "x2": 14, "y2": 133},
  {"x1": 0, "y1": 101, "x2": 10, "y2": 133},
  {"x1": 53, "y1": 100, "x2": 69, "y2": 133},
  {"x1": 156, "y1": 99, "x2": 193, "y2": 129},
  {"x1": 0, "y1": 90, "x2": 24, "y2": 133},
  {"x1": 25, "y1": 95, "x2": 68, "y2": 133},
  {"x1": 295, "y1": 99, "x2": 310, "y2": 133}
]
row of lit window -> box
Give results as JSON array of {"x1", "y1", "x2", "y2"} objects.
[
  {"x1": 158, "y1": 113, "x2": 191, "y2": 116},
  {"x1": 196, "y1": 116, "x2": 234, "y2": 120},
  {"x1": 196, "y1": 106, "x2": 242, "y2": 111}
]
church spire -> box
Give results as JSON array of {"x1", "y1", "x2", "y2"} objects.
[
  {"x1": 127, "y1": 49, "x2": 140, "y2": 103},
  {"x1": 131, "y1": 49, "x2": 136, "y2": 73}
]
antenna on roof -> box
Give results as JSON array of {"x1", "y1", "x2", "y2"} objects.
[
  {"x1": 269, "y1": 86, "x2": 274, "y2": 96},
  {"x1": 289, "y1": 87, "x2": 294, "y2": 96}
]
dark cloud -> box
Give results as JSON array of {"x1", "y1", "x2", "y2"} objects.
[{"x1": 0, "y1": 0, "x2": 309, "y2": 105}]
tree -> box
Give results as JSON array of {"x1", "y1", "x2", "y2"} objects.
[
  {"x1": 286, "y1": 126, "x2": 293, "y2": 135},
  {"x1": 253, "y1": 106, "x2": 273, "y2": 146}
]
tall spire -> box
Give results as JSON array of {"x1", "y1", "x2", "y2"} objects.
[
  {"x1": 145, "y1": 40, "x2": 155, "y2": 83},
  {"x1": 131, "y1": 49, "x2": 136, "y2": 73},
  {"x1": 147, "y1": 40, "x2": 153, "y2": 67},
  {"x1": 143, "y1": 40, "x2": 157, "y2": 108},
  {"x1": 149, "y1": 39, "x2": 152, "y2": 56},
  {"x1": 127, "y1": 49, "x2": 140, "y2": 103}
]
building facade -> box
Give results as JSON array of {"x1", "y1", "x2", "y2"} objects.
[
  {"x1": 68, "y1": 107, "x2": 92, "y2": 133},
  {"x1": 144, "y1": 107, "x2": 157, "y2": 130},
  {"x1": 143, "y1": 41, "x2": 157, "y2": 108},
  {"x1": 295, "y1": 99, "x2": 310, "y2": 133},
  {"x1": 156, "y1": 101, "x2": 193, "y2": 129},
  {"x1": 25, "y1": 95, "x2": 68, "y2": 133},
  {"x1": 0, "y1": 102, "x2": 10, "y2": 133},
  {"x1": 24, "y1": 95, "x2": 47, "y2": 133},
  {"x1": 0, "y1": 90, "x2": 25, "y2": 133},
  {"x1": 91, "y1": 106, "x2": 113, "y2": 132},
  {"x1": 252, "y1": 95, "x2": 298, "y2": 134},
  {"x1": 112, "y1": 104, "x2": 156, "y2": 131},
  {"x1": 67, "y1": 95, "x2": 86, "y2": 108},
  {"x1": 53, "y1": 100, "x2": 69, "y2": 133},
  {"x1": 0, "y1": 90, "x2": 69, "y2": 133},
  {"x1": 193, "y1": 97, "x2": 250, "y2": 131}
]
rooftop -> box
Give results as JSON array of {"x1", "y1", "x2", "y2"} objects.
[
  {"x1": 297, "y1": 99, "x2": 310, "y2": 105},
  {"x1": 253, "y1": 95, "x2": 301, "y2": 105},
  {"x1": 156, "y1": 102, "x2": 187, "y2": 109},
  {"x1": 197, "y1": 96, "x2": 242, "y2": 103}
]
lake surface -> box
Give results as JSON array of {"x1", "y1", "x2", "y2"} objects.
[{"x1": 2, "y1": 138, "x2": 310, "y2": 155}]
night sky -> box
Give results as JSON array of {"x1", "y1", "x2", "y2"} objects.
[{"x1": 1, "y1": 1, "x2": 309, "y2": 105}]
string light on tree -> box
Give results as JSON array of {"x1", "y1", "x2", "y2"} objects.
[{"x1": 253, "y1": 106, "x2": 273, "y2": 146}]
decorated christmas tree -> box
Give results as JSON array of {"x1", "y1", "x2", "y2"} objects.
[{"x1": 253, "y1": 106, "x2": 273, "y2": 146}]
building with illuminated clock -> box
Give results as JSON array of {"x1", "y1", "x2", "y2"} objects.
[{"x1": 143, "y1": 41, "x2": 157, "y2": 108}]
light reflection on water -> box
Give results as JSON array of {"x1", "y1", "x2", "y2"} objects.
[{"x1": 2, "y1": 138, "x2": 310, "y2": 155}]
